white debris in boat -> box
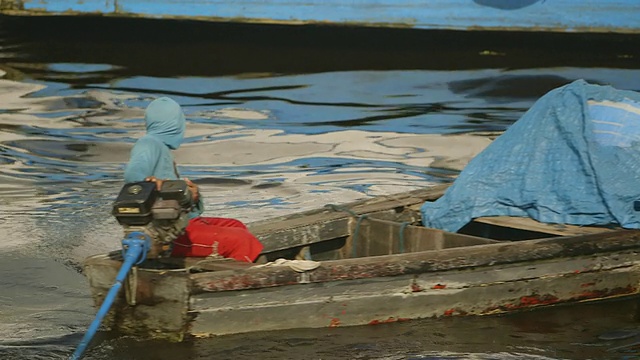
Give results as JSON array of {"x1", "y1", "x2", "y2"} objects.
[{"x1": 254, "y1": 258, "x2": 321, "y2": 272}]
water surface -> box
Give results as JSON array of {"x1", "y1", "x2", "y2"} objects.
[{"x1": 0, "y1": 15, "x2": 639, "y2": 360}]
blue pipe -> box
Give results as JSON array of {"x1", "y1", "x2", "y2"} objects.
[{"x1": 70, "y1": 233, "x2": 150, "y2": 360}]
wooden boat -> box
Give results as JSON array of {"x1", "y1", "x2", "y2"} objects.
[
  {"x1": 1, "y1": 0, "x2": 639, "y2": 34},
  {"x1": 83, "y1": 184, "x2": 640, "y2": 341}
]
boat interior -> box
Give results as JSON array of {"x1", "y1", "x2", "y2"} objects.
[
  {"x1": 110, "y1": 194, "x2": 618, "y2": 272},
  {"x1": 264, "y1": 205, "x2": 617, "y2": 264}
]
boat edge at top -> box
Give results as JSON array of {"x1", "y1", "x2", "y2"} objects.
[{"x1": 1, "y1": 0, "x2": 639, "y2": 34}]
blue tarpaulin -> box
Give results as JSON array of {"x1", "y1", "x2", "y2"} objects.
[{"x1": 421, "y1": 80, "x2": 640, "y2": 232}]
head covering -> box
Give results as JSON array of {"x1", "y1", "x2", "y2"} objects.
[{"x1": 144, "y1": 97, "x2": 186, "y2": 150}]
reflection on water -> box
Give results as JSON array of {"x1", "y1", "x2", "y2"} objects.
[
  {"x1": 0, "y1": 15, "x2": 639, "y2": 360},
  {"x1": 56, "y1": 296, "x2": 640, "y2": 360}
]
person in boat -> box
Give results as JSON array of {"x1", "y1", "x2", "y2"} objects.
[
  {"x1": 124, "y1": 97, "x2": 264, "y2": 262},
  {"x1": 421, "y1": 79, "x2": 640, "y2": 232}
]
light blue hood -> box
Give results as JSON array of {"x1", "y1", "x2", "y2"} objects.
[
  {"x1": 124, "y1": 96, "x2": 204, "y2": 218},
  {"x1": 124, "y1": 97, "x2": 187, "y2": 183},
  {"x1": 145, "y1": 97, "x2": 185, "y2": 150}
]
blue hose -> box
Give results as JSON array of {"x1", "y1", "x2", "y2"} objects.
[{"x1": 70, "y1": 233, "x2": 150, "y2": 360}]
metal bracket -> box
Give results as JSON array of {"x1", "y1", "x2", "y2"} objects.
[{"x1": 124, "y1": 265, "x2": 138, "y2": 306}]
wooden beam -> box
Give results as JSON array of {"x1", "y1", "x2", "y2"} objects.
[
  {"x1": 250, "y1": 185, "x2": 449, "y2": 253},
  {"x1": 474, "y1": 216, "x2": 617, "y2": 236},
  {"x1": 191, "y1": 229, "x2": 640, "y2": 294}
]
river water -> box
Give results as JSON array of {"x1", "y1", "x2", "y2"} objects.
[{"x1": 0, "y1": 15, "x2": 640, "y2": 360}]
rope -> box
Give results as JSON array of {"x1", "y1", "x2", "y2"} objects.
[
  {"x1": 351, "y1": 214, "x2": 368, "y2": 258},
  {"x1": 325, "y1": 204, "x2": 414, "y2": 256},
  {"x1": 324, "y1": 204, "x2": 358, "y2": 217},
  {"x1": 70, "y1": 233, "x2": 150, "y2": 360},
  {"x1": 325, "y1": 204, "x2": 368, "y2": 258},
  {"x1": 398, "y1": 221, "x2": 410, "y2": 254}
]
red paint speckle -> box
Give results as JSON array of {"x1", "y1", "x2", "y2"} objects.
[
  {"x1": 431, "y1": 284, "x2": 447, "y2": 290},
  {"x1": 444, "y1": 309, "x2": 455, "y2": 316},
  {"x1": 488, "y1": 288, "x2": 633, "y2": 314},
  {"x1": 368, "y1": 317, "x2": 409, "y2": 325},
  {"x1": 520, "y1": 295, "x2": 553, "y2": 306},
  {"x1": 329, "y1": 318, "x2": 341, "y2": 327}
]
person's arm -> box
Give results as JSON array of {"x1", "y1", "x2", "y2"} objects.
[
  {"x1": 143, "y1": 176, "x2": 205, "y2": 218},
  {"x1": 124, "y1": 137, "x2": 161, "y2": 183},
  {"x1": 185, "y1": 178, "x2": 204, "y2": 217}
]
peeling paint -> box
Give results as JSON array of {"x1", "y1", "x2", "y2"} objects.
[
  {"x1": 480, "y1": 286, "x2": 638, "y2": 315},
  {"x1": 574, "y1": 286, "x2": 636, "y2": 301},
  {"x1": 368, "y1": 317, "x2": 409, "y2": 325},
  {"x1": 329, "y1": 318, "x2": 341, "y2": 327}
]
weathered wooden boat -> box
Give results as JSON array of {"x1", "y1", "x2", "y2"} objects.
[
  {"x1": 1, "y1": 0, "x2": 639, "y2": 34},
  {"x1": 83, "y1": 184, "x2": 640, "y2": 341}
]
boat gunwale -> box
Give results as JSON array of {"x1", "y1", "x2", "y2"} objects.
[{"x1": 189, "y1": 227, "x2": 640, "y2": 294}]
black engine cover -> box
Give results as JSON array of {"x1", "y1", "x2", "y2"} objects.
[{"x1": 112, "y1": 181, "x2": 158, "y2": 225}]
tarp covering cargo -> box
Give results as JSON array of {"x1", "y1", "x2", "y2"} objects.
[{"x1": 421, "y1": 80, "x2": 640, "y2": 232}]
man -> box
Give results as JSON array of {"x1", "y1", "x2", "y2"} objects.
[{"x1": 124, "y1": 97, "x2": 264, "y2": 262}]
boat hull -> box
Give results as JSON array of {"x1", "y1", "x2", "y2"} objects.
[
  {"x1": 190, "y1": 250, "x2": 640, "y2": 336},
  {"x1": 1, "y1": 0, "x2": 639, "y2": 34},
  {"x1": 84, "y1": 213, "x2": 640, "y2": 340}
]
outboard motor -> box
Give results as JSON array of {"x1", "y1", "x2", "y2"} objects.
[
  {"x1": 112, "y1": 180, "x2": 194, "y2": 259},
  {"x1": 70, "y1": 180, "x2": 195, "y2": 360}
]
